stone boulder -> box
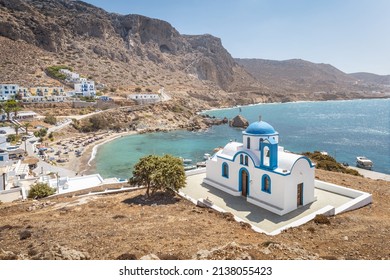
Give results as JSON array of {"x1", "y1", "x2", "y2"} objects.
[{"x1": 229, "y1": 115, "x2": 249, "y2": 128}]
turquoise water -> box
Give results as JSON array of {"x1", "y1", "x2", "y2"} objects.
[{"x1": 93, "y1": 99, "x2": 390, "y2": 179}]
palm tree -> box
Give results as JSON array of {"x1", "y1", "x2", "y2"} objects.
[
  {"x1": 3, "y1": 105, "x2": 12, "y2": 121},
  {"x1": 14, "y1": 124, "x2": 21, "y2": 136},
  {"x1": 24, "y1": 122, "x2": 31, "y2": 135},
  {"x1": 13, "y1": 106, "x2": 20, "y2": 119},
  {"x1": 3, "y1": 100, "x2": 20, "y2": 121}
]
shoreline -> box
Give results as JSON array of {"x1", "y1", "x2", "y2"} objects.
[
  {"x1": 86, "y1": 131, "x2": 137, "y2": 167},
  {"x1": 78, "y1": 131, "x2": 139, "y2": 175},
  {"x1": 53, "y1": 97, "x2": 390, "y2": 178},
  {"x1": 201, "y1": 96, "x2": 390, "y2": 114}
]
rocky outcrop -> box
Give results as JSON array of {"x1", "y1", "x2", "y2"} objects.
[
  {"x1": 193, "y1": 242, "x2": 252, "y2": 260},
  {"x1": 229, "y1": 115, "x2": 249, "y2": 128}
]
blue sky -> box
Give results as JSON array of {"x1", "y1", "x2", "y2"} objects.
[{"x1": 83, "y1": 0, "x2": 390, "y2": 75}]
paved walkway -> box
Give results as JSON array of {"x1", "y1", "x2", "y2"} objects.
[
  {"x1": 33, "y1": 161, "x2": 76, "y2": 178},
  {"x1": 183, "y1": 173, "x2": 353, "y2": 234},
  {"x1": 349, "y1": 167, "x2": 390, "y2": 181}
]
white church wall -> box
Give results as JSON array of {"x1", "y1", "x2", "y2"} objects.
[
  {"x1": 205, "y1": 157, "x2": 239, "y2": 194},
  {"x1": 284, "y1": 158, "x2": 316, "y2": 213},
  {"x1": 247, "y1": 170, "x2": 286, "y2": 212}
]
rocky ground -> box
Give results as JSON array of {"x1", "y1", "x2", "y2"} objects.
[{"x1": 0, "y1": 169, "x2": 389, "y2": 260}]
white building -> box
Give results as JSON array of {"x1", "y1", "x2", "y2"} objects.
[
  {"x1": 59, "y1": 69, "x2": 80, "y2": 82},
  {"x1": 128, "y1": 93, "x2": 161, "y2": 104},
  {"x1": 74, "y1": 80, "x2": 96, "y2": 97},
  {"x1": 203, "y1": 119, "x2": 316, "y2": 216},
  {"x1": 0, "y1": 84, "x2": 19, "y2": 101}
]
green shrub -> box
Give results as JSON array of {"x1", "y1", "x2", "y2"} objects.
[
  {"x1": 34, "y1": 128, "x2": 48, "y2": 138},
  {"x1": 43, "y1": 115, "x2": 57, "y2": 125},
  {"x1": 45, "y1": 65, "x2": 73, "y2": 80},
  {"x1": 303, "y1": 151, "x2": 362, "y2": 176},
  {"x1": 28, "y1": 183, "x2": 55, "y2": 199}
]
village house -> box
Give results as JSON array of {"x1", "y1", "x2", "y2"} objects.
[
  {"x1": 0, "y1": 84, "x2": 19, "y2": 101},
  {"x1": 59, "y1": 69, "x2": 80, "y2": 83},
  {"x1": 74, "y1": 79, "x2": 96, "y2": 97},
  {"x1": 128, "y1": 93, "x2": 161, "y2": 104}
]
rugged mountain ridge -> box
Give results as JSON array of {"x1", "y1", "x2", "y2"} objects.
[
  {"x1": 0, "y1": 0, "x2": 388, "y2": 105},
  {"x1": 349, "y1": 72, "x2": 390, "y2": 86},
  {"x1": 0, "y1": 0, "x2": 262, "y2": 97},
  {"x1": 235, "y1": 58, "x2": 388, "y2": 97}
]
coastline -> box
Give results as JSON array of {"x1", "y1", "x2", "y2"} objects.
[
  {"x1": 53, "y1": 97, "x2": 390, "y2": 178},
  {"x1": 201, "y1": 96, "x2": 390, "y2": 114},
  {"x1": 78, "y1": 131, "x2": 138, "y2": 175}
]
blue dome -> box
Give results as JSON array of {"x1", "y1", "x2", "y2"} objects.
[{"x1": 245, "y1": 121, "x2": 276, "y2": 135}]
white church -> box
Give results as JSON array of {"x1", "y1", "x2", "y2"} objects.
[{"x1": 203, "y1": 118, "x2": 316, "y2": 216}]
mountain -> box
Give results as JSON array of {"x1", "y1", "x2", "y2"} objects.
[
  {"x1": 0, "y1": 0, "x2": 388, "y2": 106},
  {"x1": 0, "y1": 0, "x2": 264, "y2": 106},
  {"x1": 349, "y1": 72, "x2": 390, "y2": 86},
  {"x1": 234, "y1": 58, "x2": 389, "y2": 100}
]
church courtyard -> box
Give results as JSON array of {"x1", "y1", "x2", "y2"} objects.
[{"x1": 182, "y1": 171, "x2": 371, "y2": 235}]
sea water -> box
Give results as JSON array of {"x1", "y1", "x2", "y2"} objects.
[{"x1": 93, "y1": 98, "x2": 390, "y2": 179}]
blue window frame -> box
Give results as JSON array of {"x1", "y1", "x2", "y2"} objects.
[
  {"x1": 247, "y1": 137, "x2": 250, "y2": 149},
  {"x1": 244, "y1": 155, "x2": 248, "y2": 166},
  {"x1": 240, "y1": 154, "x2": 243, "y2": 164},
  {"x1": 222, "y1": 162, "x2": 229, "y2": 178},
  {"x1": 262, "y1": 174, "x2": 271, "y2": 194}
]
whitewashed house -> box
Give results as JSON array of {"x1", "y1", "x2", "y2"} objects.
[
  {"x1": 0, "y1": 84, "x2": 19, "y2": 101},
  {"x1": 203, "y1": 119, "x2": 316, "y2": 216},
  {"x1": 59, "y1": 69, "x2": 80, "y2": 82},
  {"x1": 74, "y1": 80, "x2": 96, "y2": 97},
  {"x1": 128, "y1": 93, "x2": 161, "y2": 104}
]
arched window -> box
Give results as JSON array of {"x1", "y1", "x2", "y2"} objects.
[
  {"x1": 247, "y1": 137, "x2": 251, "y2": 149},
  {"x1": 244, "y1": 156, "x2": 248, "y2": 166},
  {"x1": 240, "y1": 154, "x2": 243, "y2": 164},
  {"x1": 262, "y1": 174, "x2": 271, "y2": 194},
  {"x1": 262, "y1": 146, "x2": 270, "y2": 166},
  {"x1": 222, "y1": 162, "x2": 229, "y2": 178}
]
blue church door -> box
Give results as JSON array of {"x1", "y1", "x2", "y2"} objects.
[{"x1": 240, "y1": 169, "x2": 249, "y2": 197}]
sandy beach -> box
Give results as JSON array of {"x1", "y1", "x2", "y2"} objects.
[{"x1": 45, "y1": 130, "x2": 138, "y2": 176}]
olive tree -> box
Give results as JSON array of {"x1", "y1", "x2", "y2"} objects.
[{"x1": 129, "y1": 154, "x2": 186, "y2": 197}]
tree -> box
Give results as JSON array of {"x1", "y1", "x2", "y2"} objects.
[
  {"x1": 3, "y1": 105, "x2": 13, "y2": 121},
  {"x1": 23, "y1": 122, "x2": 31, "y2": 135},
  {"x1": 3, "y1": 100, "x2": 21, "y2": 121},
  {"x1": 135, "y1": 87, "x2": 142, "y2": 93},
  {"x1": 129, "y1": 154, "x2": 186, "y2": 197},
  {"x1": 13, "y1": 124, "x2": 21, "y2": 136},
  {"x1": 28, "y1": 182, "x2": 55, "y2": 199}
]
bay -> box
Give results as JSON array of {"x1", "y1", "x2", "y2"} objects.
[{"x1": 93, "y1": 98, "x2": 390, "y2": 179}]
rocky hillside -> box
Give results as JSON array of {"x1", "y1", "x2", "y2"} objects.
[
  {"x1": 349, "y1": 72, "x2": 390, "y2": 86},
  {"x1": 0, "y1": 0, "x2": 388, "y2": 106},
  {"x1": 235, "y1": 58, "x2": 388, "y2": 100},
  {"x1": 0, "y1": 0, "x2": 264, "y2": 106}
]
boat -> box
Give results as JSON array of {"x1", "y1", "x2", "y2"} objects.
[
  {"x1": 196, "y1": 161, "x2": 206, "y2": 168},
  {"x1": 184, "y1": 165, "x2": 197, "y2": 171},
  {"x1": 180, "y1": 158, "x2": 192, "y2": 164},
  {"x1": 203, "y1": 153, "x2": 211, "y2": 160},
  {"x1": 356, "y1": 156, "x2": 373, "y2": 170}
]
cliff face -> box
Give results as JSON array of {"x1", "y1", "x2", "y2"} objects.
[{"x1": 0, "y1": 0, "x2": 257, "y2": 92}]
